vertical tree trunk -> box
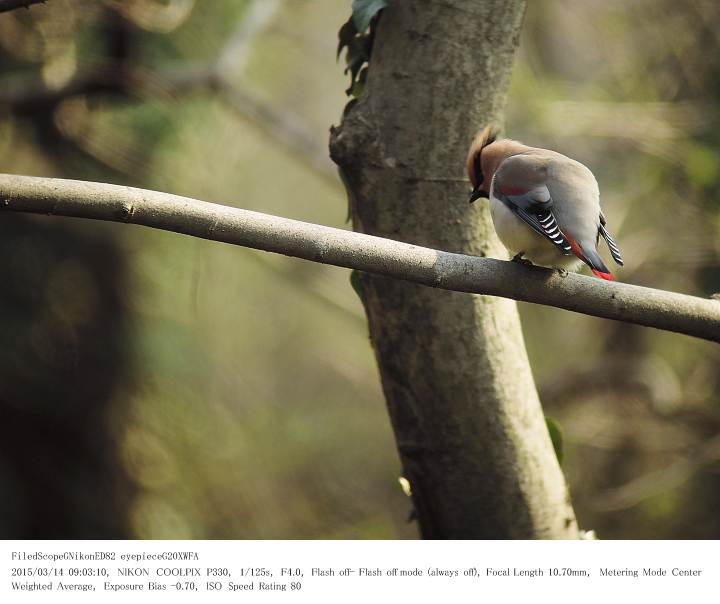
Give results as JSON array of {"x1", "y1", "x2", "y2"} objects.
[{"x1": 330, "y1": 0, "x2": 579, "y2": 538}]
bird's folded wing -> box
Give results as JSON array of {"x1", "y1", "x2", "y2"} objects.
[{"x1": 494, "y1": 182, "x2": 574, "y2": 256}]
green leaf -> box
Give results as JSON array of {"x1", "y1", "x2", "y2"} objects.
[
  {"x1": 344, "y1": 36, "x2": 368, "y2": 96},
  {"x1": 545, "y1": 416, "x2": 564, "y2": 465},
  {"x1": 352, "y1": 0, "x2": 387, "y2": 33},
  {"x1": 337, "y1": 16, "x2": 358, "y2": 60},
  {"x1": 344, "y1": 37, "x2": 368, "y2": 75},
  {"x1": 350, "y1": 270, "x2": 364, "y2": 299}
]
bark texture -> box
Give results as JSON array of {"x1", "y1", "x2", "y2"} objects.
[{"x1": 330, "y1": 0, "x2": 579, "y2": 538}]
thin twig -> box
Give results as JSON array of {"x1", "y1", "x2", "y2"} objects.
[
  {"x1": 1, "y1": 173, "x2": 719, "y2": 343},
  {"x1": 216, "y1": 0, "x2": 283, "y2": 74},
  {"x1": 213, "y1": 74, "x2": 335, "y2": 182},
  {"x1": 0, "y1": 0, "x2": 334, "y2": 184},
  {"x1": 0, "y1": 64, "x2": 337, "y2": 185}
]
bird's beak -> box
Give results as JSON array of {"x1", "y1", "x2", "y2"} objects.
[{"x1": 469, "y1": 185, "x2": 488, "y2": 203}]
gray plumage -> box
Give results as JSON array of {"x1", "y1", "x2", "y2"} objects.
[{"x1": 467, "y1": 132, "x2": 623, "y2": 279}]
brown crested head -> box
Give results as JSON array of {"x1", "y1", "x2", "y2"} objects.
[
  {"x1": 467, "y1": 127, "x2": 529, "y2": 203},
  {"x1": 466, "y1": 126, "x2": 497, "y2": 202}
]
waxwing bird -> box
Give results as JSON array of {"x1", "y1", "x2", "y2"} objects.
[{"x1": 466, "y1": 127, "x2": 623, "y2": 280}]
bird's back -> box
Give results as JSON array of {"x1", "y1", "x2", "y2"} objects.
[{"x1": 501, "y1": 149, "x2": 601, "y2": 246}]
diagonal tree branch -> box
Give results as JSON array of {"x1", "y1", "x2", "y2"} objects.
[
  {"x1": 216, "y1": 0, "x2": 282, "y2": 74},
  {"x1": 1, "y1": 173, "x2": 719, "y2": 343},
  {"x1": 0, "y1": 64, "x2": 336, "y2": 184}
]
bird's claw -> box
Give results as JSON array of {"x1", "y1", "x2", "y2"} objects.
[
  {"x1": 557, "y1": 268, "x2": 569, "y2": 278},
  {"x1": 511, "y1": 253, "x2": 533, "y2": 266}
]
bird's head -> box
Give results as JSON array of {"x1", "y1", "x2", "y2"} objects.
[
  {"x1": 466, "y1": 126, "x2": 498, "y2": 203},
  {"x1": 467, "y1": 127, "x2": 530, "y2": 204}
]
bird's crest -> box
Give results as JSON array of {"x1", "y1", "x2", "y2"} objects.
[{"x1": 466, "y1": 125, "x2": 499, "y2": 188}]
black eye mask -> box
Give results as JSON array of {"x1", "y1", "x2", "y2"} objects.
[
  {"x1": 473, "y1": 149, "x2": 484, "y2": 187},
  {"x1": 469, "y1": 150, "x2": 488, "y2": 203}
]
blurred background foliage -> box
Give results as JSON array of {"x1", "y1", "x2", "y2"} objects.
[{"x1": 0, "y1": 0, "x2": 718, "y2": 539}]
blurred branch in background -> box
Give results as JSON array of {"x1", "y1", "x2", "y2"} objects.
[
  {"x1": 0, "y1": 64, "x2": 332, "y2": 180},
  {"x1": 594, "y1": 434, "x2": 720, "y2": 512},
  {"x1": 216, "y1": 76, "x2": 335, "y2": 184},
  {"x1": 217, "y1": 0, "x2": 281, "y2": 74},
  {"x1": 0, "y1": 0, "x2": 46, "y2": 15},
  {"x1": 0, "y1": 0, "x2": 334, "y2": 184},
  {"x1": 533, "y1": 100, "x2": 718, "y2": 162},
  {"x1": 1, "y1": 173, "x2": 719, "y2": 343}
]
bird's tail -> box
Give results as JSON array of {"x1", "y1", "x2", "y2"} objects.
[
  {"x1": 568, "y1": 237, "x2": 615, "y2": 280},
  {"x1": 580, "y1": 245, "x2": 615, "y2": 281}
]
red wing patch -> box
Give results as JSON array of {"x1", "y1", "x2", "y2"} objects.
[
  {"x1": 566, "y1": 236, "x2": 585, "y2": 261},
  {"x1": 498, "y1": 185, "x2": 527, "y2": 196}
]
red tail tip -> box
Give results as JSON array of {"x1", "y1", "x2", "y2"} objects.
[{"x1": 591, "y1": 269, "x2": 615, "y2": 281}]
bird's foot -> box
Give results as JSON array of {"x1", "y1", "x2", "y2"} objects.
[
  {"x1": 556, "y1": 268, "x2": 569, "y2": 278},
  {"x1": 511, "y1": 253, "x2": 533, "y2": 266}
]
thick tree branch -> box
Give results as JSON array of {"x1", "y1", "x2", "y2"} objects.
[
  {"x1": 1, "y1": 173, "x2": 719, "y2": 343},
  {"x1": 0, "y1": 0, "x2": 45, "y2": 13}
]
